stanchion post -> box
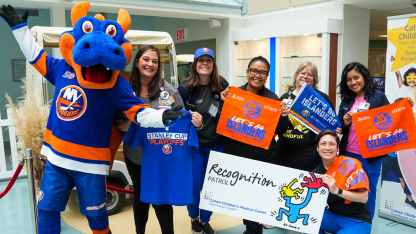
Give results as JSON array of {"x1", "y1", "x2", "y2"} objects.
[{"x1": 25, "y1": 148, "x2": 38, "y2": 234}]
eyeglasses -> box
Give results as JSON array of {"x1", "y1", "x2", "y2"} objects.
[
  {"x1": 406, "y1": 75, "x2": 416, "y2": 82},
  {"x1": 248, "y1": 68, "x2": 268, "y2": 78},
  {"x1": 300, "y1": 72, "x2": 313, "y2": 78}
]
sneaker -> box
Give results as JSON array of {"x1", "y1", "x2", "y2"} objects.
[
  {"x1": 191, "y1": 219, "x2": 203, "y2": 234},
  {"x1": 405, "y1": 198, "x2": 416, "y2": 209},
  {"x1": 202, "y1": 222, "x2": 215, "y2": 234}
]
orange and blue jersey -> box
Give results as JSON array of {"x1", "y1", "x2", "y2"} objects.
[{"x1": 11, "y1": 24, "x2": 165, "y2": 175}]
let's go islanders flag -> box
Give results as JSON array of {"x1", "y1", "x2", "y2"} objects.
[
  {"x1": 352, "y1": 98, "x2": 416, "y2": 158},
  {"x1": 289, "y1": 84, "x2": 341, "y2": 133}
]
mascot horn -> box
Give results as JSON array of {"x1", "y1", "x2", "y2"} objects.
[{"x1": 0, "y1": 2, "x2": 183, "y2": 233}]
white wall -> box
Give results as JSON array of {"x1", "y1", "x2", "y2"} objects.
[
  {"x1": 342, "y1": 5, "x2": 371, "y2": 67},
  {"x1": 244, "y1": 4, "x2": 343, "y2": 28}
]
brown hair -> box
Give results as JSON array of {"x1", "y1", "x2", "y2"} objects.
[
  {"x1": 183, "y1": 56, "x2": 223, "y2": 94},
  {"x1": 129, "y1": 45, "x2": 164, "y2": 100},
  {"x1": 315, "y1": 130, "x2": 340, "y2": 147},
  {"x1": 293, "y1": 61, "x2": 319, "y2": 89}
]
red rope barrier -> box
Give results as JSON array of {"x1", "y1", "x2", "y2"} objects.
[
  {"x1": 0, "y1": 161, "x2": 25, "y2": 199},
  {"x1": 107, "y1": 185, "x2": 134, "y2": 195}
]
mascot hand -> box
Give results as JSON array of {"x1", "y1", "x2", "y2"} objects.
[
  {"x1": 0, "y1": 5, "x2": 29, "y2": 28},
  {"x1": 162, "y1": 105, "x2": 185, "y2": 126}
]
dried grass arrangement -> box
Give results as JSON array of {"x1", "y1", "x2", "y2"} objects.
[{"x1": 5, "y1": 79, "x2": 50, "y2": 185}]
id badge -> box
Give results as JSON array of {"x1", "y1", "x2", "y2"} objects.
[
  {"x1": 159, "y1": 95, "x2": 174, "y2": 106},
  {"x1": 208, "y1": 103, "x2": 218, "y2": 117},
  {"x1": 283, "y1": 99, "x2": 293, "y2": 108},
  {"x1": 357, "y1": 102, "x2": 369, "y2": 112}
]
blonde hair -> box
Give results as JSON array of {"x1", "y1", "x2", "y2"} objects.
[{"x1": 292, "y1": 61, "x2": 319, "y2": 89}]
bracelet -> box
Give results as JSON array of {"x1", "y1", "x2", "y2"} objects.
[{"x1": 195, "y1": 123, "x2": 203, "y2": 130}]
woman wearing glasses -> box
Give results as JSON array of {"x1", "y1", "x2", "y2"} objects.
[
  {"x1": 275, "y1": 61, "x2": 335, "y2": 172},
  {"x1": 220, "y1": 56, "x2": 289, "y2": 234},
  {"x1": 178, "y1": 48, "x2": 228, "y2": 234}
]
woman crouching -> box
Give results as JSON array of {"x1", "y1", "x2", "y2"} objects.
[{"x1": 313, "y1": 130, "x2": 372, "y2": 234}]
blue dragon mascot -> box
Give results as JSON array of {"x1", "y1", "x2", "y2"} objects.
[{"x1": 0, "y1": 2, "x2": 183, "y2": 233}]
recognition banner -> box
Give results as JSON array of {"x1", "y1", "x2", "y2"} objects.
[
  {"x1": 199, "y1": 151, "x2": 329, "y2": 234},
  {"x1": 352, "y1": 99, "x2": 416, "y2": 158},
  {"x1": 289, "y1": 84, "x2": 340, "y2": 134},
  {"x1": 216, "y1": 86, "x2": 281, "y2": 149}
]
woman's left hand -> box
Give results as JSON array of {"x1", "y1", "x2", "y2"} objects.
[
  {"x1": 190, "y1": 110, "x2": 203, "y2": 128},
  {"x1": 408, "y1": 97, "x2": 414, "y2": 107},
  {"x1": 280, "y1": 103, "x2": 289, "y2": 117},
  {"x1": 321, "y1": 174, "x2": 338, "y2": 195}
]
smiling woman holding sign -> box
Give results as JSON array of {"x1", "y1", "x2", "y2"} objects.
[
  {"x1": 220, "y1": 56, "x2": 289, "y2": 234},
  {"x1": 313, "y1": 130, "x2": 372, "y2": 234},
  {"x1": 275, "y1": 62, "x2": 335, "y2": 171}
]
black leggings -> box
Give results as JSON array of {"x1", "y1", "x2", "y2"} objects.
[{"x1": 125, "y1": 156, "x2": 174, "y2": 234}]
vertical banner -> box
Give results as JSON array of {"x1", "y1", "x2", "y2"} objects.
[
  {"x1": 380, "y1": 14, "x2": 416, "y2": 227},
  {"x1": 216, "y1": 86, "x2": 281, "y2": 149},
  {"x1": 199, "y1": 151, "x2": 329, "y2": 234}
]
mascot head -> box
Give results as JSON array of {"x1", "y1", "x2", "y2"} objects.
[{"x1": 59, "y1": 2, "x2": 133, "y2": 89}]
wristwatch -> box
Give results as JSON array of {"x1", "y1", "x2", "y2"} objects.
[{"x1": 337, "y1": 188, "x2": 343, "y2": 197}]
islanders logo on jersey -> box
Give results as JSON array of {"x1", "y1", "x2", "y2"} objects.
[
  {"x1": 338, "y1": 158, "x2": 355, "y2": 175},
  {"x1": 373, "y1": 112, "x2": 393, "y2": 130},
  {"x1": 162, "y1": 144, "x2": 173, "y2": 154},
  {"x1": 56, "y1": 85, "x2": 87, "y2": 121},
  {"x1": 38, "y1": 190, "x2": 44, "y2": 201},
  {"x1": 243, "y1": 101, "x2": 261, "y2": 119}
]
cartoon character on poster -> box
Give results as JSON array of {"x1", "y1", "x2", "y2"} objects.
[
  {"x1": 271, "y1": 172, "x2": 328, "y2": 229},
  {"x1": 386, "y1": 16, "x2": 416, "y2": 115}
]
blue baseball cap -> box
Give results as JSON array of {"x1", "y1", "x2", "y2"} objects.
[{"x1": 194, "y1": 48, "x2": 215, "y2": 60}]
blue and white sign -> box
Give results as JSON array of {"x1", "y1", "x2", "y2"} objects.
[{"x1": 289, "y1": 84, "x2": 341, "y2": 133}]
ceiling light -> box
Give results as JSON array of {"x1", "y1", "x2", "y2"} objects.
[
  {"x1": 304, "y1": 34, "x2": 309, "y2": 36},
  {"x1": 378, "y1": 35, "x2": 388, "y2": 38},
  {"x1": 254, "y1": 39, "x2": 259, "y2": 40}
]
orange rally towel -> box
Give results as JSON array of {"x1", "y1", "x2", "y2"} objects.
[
  {"x1": 326, "y1": 156, "x2": 370, "y2": 204},
  {"x1": 352, "y1": 98, "x2": 416, "y2": 158},
  {"x1": 216, "y1": 86, "x2": 281, "y2": 149}
]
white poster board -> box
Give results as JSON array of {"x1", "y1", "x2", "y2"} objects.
[{"x1": 199, "y1": 151, "x2": 328, "y2": 234}]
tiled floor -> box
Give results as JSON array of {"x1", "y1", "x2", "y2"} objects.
[{"x1": 1, "y1": 177, "x2": 415, "y2": 234}]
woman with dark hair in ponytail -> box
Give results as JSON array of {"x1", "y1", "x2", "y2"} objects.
[
  {"x1": 114, "y1": 45, "x2": 184, "y2": 234},
  {"x1": 221, "y1": 56, "x2": 289, "y2": 234},
  {"x1": 178, "y1": 48, "x2": 228, "y2": 234}
]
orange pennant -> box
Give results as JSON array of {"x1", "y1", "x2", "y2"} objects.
[
  {"x1": 352, "y1": 99, "x2": 416, "y2": 158},
  {"x1": 216, "y1": 86, "x2": 281, "y2": 149}
]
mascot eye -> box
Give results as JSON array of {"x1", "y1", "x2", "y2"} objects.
[
  {"x1": 82, "y1": 21, "x2": 93, "y2": 33},
  {"x1": 106, "y1": 25, "x2": 117, "y2": 37}
]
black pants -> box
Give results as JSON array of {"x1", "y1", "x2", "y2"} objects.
[
  {"x1": 243, "y1": 219, "x2": 262, "y2": 234},
  {"x1": 125, "y1": 156, "x2": 174, "y2": 234}
]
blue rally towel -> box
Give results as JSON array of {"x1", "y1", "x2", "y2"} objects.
[{"x1": 289, "y1": 84, "x2": 341, "y2": 133}]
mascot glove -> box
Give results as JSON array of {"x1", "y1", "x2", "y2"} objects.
[
  {"x1": 162, "y1": 105, "x2": 185, "y2": 126},
  {"x1": 0, "y1": 5, "x2": 28, "y2": 29}
]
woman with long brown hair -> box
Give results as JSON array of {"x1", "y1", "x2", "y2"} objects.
[
  {"x1": 178, "y1": 48, "x2": 228, "y2": 234},
  {"x1": 115, "y1": 45, "x2": 184, "y2": 234}
]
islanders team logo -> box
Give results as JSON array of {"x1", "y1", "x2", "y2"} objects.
[
  {"x1": 338, "y1": 158, "x2": 355, "y2": 175},
  {"x1": 373, "y1": 112, "x2": 393, "y2": 130},
  {"x1": 38, "y1": 190, "x2": 44, "y2": 201},
  {"x1": 56, "y1": 85, "x2": 87, "y2": 121},
  {"x1": 162, "y1": 144, "x2": 172, "y2": 154},
  {"x1": 243, "y1": 101, "x2": 261, "y2": 119},
  {"x1": 302, "y1": 110, "x2": 310, "y2": 117},
  {"x1": 202, "y1": 48, "x2": 209, "y2": 52}
]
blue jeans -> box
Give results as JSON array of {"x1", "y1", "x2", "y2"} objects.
[
  {"x1": 345, "y1": 151, "x2": 382, "y2": 219},
  {"x1": 187, "y1": 143, "x2": 224, "y2": 223},
  {"x1": 319, "y1": 209, "x2": 371, "y2": 234}
]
